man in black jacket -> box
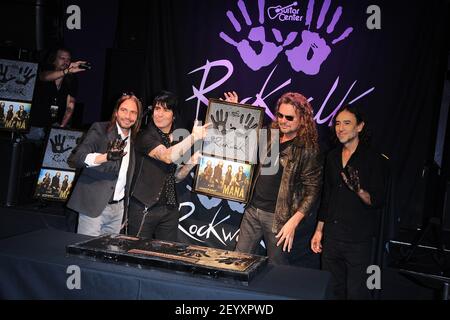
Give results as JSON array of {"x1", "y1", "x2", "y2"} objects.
[
  {"x1": 67, "y1": 93, "x2": 142, "y2": 236},
  {"x1": 311, "y1": 104, "x2": 386, "y2": 299},
  {"x1": 128, "y1": 91, "x2": 209, "y2": 241}
]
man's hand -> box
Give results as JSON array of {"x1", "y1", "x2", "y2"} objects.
[
  {"x1": 222, "y1": 91, "x2": 239, "y2": 103},
  {"x1": 106, "y1": 137, "x2": 127, "y2": 161},
  {"x1": 310, "y1": 230, "x2": 323, "y2": 253},
  {"x1": 192, "y1": 121, "x2": 212, "y2": 141},
  {"x1": 65, "y1": 61, "x2": 88, "y2": 74},
  {"x1": 341, "y1": 166, "x2": 361, "y2": 192},
  {"x1": 341, "y1": 166, "x2": 372, "y2": 205},
  {"x1": 275, "y1": 212, "x2": 304, "y2": 252}
]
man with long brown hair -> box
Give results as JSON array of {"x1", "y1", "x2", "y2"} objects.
[
  {"x1": 67, "y1": 93, "x2": 142, "y2": 236},
  {"x1": 229, "y1": 92, "x2": 322, "y2": 265}
]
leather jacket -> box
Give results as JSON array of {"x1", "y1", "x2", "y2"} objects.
[{"x1": 250, "y1": 130, "x2": 323, "y2": 233}]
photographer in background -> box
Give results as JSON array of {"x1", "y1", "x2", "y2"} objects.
[{"x1": 31, "y1": 47, "x2": 88, "y2": 131}]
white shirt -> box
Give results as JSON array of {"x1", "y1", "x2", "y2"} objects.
[{"x1": 84, "y1": 122, "x2": 131, "y2": 201}]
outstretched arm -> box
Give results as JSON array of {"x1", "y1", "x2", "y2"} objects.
[
  {"x1": 149, "y1": 122, "x2": 211, "y2": 164},
  {"x1": 39, "y1": 61, "x2": 87, "y2": 81}
]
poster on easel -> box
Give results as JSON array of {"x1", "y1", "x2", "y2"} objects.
[
  {"x1": 42, "y1": 128, "x2": 84, "y2": 170},
  {"x1": 33, "y1": 168, "x2": 76, "y2": 202},
  {"x1": 0, "y1": 59, "x2": 38, "y2": 132},
  {"x1": 33, "y1": 127, "x2": 85, "y2": 202}
]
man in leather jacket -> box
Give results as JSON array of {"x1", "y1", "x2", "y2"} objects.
[{"x1": 225, "y1": 91, "x2": 322, "y2": 265}]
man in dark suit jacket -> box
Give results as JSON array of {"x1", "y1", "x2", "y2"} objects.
[{"x1": 67, "y1": 93, "x2": 142, "y2": 236}]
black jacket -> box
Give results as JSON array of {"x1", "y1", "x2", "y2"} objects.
[
  {"x1": 66, "y1": 122, "x2": 135, "y2": 217},
  {"x1": 251, "y1": 130, "x2": 323, "y2": 233}
]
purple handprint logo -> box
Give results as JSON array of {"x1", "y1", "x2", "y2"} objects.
[
  {"x1": 285, "y1": 0, "x2": 353, "y2": 75},
  {"x1": 220, "y1": 0, "x2": 353, "y2": 76},
  {"x1": 220, "y1": 0, "x2": 298, "y2": 71}
]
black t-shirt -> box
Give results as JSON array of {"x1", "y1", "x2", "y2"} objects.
[
  {"x1": 31, "y1": 66, "x2": 78, "y2": 127},
  {"x1": 251, "y1": 140, "x2": 293, "y2": 213}
]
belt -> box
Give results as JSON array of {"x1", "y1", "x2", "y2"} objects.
[{"x1": 108, "y1": 198, "x2": 124, "y2": 204}]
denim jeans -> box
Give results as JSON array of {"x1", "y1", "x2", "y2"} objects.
[
  {"x1": 77, "y1": 201, "x2": 124, "y2": 236},
  {"x1": 235, "y1": 206, "x2": 289, "y2": 265}
]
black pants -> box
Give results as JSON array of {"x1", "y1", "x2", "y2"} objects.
[
  {"x1": 321, "y1": 237, "x2": 374, "y2": 300},
  {"x1": 128, "y1": 197, "x2": 179, "y2": 241}
]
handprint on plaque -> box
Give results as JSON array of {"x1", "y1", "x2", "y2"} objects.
[
  {"x1": 285, "y1": 0, "x2": 353, "y2": 75},
  {"x1": 0, "y1": 64, "x2": 15, "y2": 84},
  {"x1": 50, "y1": 134, "x2": 73, "y2": 154},
  {"x1": 210, "y1": 109, "x2": 229, "y2": 135},
  {"x1": 235, "y1": 113, "x2": 258, "y2": 137},
  {"x1": 220, "y1": 0, "x2": 298, "y2": 71},
  {"x1": 15, "y1": 66, "x2": 36, "y2": 85}
]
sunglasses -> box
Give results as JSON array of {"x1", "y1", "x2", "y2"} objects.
[{"x1": 276, "y1": 112, "x2": 295, "y2": 121}]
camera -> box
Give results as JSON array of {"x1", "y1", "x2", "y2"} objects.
[{"x1": 79, "y1": 62, "x2": 92, "y2": 70}]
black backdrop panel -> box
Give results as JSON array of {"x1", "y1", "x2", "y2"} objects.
[
  {"x1": 0, "y1": 0, "x2": 60, "y2": 50},
  {"x1": 0, "y1": 139, "x2": 41, "y2": 206},
  {"x1": 101, "y1": 49, "x2": 146, "y2": 120}
]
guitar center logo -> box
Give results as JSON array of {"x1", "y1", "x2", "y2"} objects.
[{"x1": 267, "y1": 1, "x2": 303, "y2": 22}]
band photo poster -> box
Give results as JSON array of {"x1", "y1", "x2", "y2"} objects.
[
  {"x1": 34, "y1": 168, "x2": 76, "y2": 201},
  {"x1": 0, "y1": 100, "x2": 31, "y2": 131}
]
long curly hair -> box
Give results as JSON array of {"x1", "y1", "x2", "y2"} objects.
[
  {"x1": 108, "y1": 93, "x2": 143, "y2": 139},
  {"x1": 271, "y1": 92, "x2": 319, "y2": 150}
]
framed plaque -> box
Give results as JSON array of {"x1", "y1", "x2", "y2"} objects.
[{"x1": 193, "y1": 99, "x2": 263, "y2": 203}]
